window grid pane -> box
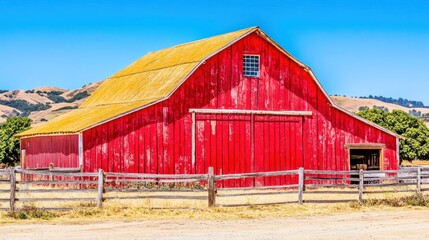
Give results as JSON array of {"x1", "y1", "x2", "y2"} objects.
[{"x1": 243, "y1": 55, "x2": 260, "y2": 77}]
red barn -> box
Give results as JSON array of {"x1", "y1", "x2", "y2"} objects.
[{"x1": 17, "y1": 27, "x2": 400, "y2": 186}]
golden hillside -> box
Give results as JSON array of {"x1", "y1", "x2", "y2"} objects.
[
  {"x1": 0, "y1": 81, "x2": 103, "y2": 125},
  {"x1": 331, "y1": 96, "x2": 429, "y2": 127}
]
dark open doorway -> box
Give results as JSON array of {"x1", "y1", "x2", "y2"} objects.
[
  {"x1": 350, "y1": 149, "x2": 380, "y2": 171},
  {"x1": 346, "y1": 143, "x2": 385, "y2": 172}
]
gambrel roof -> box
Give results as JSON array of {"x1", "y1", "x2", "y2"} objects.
[{"x1": 17, "y1": 27, "x2": 400, "y2": 138}]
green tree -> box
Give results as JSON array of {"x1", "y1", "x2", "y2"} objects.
[
  {"x1": 357, "y1": 109, "x2": 429, "y2": 161},
  {"x1": 0, "y1": 117, "x2": 32, "y2": 166},
  {"x1": 358, "y1": 106, "x2": 369, "y2": 111}
]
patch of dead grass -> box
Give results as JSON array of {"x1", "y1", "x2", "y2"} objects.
[
  {"x1": 401, "y1": 160, "x2": 429, "y2": 166},
  {"x1": 0, "y1": 185, "x2": 428, "y2": 224}
]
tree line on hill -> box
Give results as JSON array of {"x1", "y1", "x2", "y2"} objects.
[
  {"x1": 24, "y1": 90, "x2": 90, "y2": 104},
  {"x1": 359, "y1": 105, "x2": 429, "y2": 119},
  {"x1": 361, "y1": 95, "x2": 428, "y2": 108},
  {"x1": 359, "y1": 105, "x2": 390, "y2": 112},
  {"x1": 0, "y1": 90, "x2": 90, "y2": 118},
  {"x1": 332, "y1": 94, "x2": 429, "y2": 109},
  {"x1": 0, "y1": 99, "x2": 51, "y2": 117}
]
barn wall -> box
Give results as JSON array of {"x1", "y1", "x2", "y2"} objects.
[
  {"x1": 21, "y1": 135, "x2": 79, "y2": 169},
  {"x1": 82, "y1": 32, "x2": 398, "y2": 182}
]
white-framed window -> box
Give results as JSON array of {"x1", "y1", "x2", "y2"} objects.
[{"x1": 243, "y1": 55, "x2": 260, "y2": 77}]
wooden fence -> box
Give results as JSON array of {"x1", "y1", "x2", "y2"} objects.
[{"x1": 0, "y1": 167, "x2": 428, "y2": 212}]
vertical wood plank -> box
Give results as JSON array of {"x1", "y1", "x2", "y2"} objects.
[
  {"x1": 232, "y1": 117, "x2": 239, "y2": 187},
  {"x1": 129, "y1": 113, "x2": 138, "y2": 173},
  {"x1": 250, "y1": 114, "x2": 255, "y2": 186},
  {"x1": 9, "y1": 168, "x2": 16, "y2": 213},
  {"x1": 137, "y1": 111, "x2": 145, "y2": 173},
  {"x1": 208, "y1": 166, "x2": 216, "y2": 207},
  {"x1": 20, "y1": 150, "x2": 26, "y2": 169},
  {"x1": 227, "y1": 115, "x2": 235, "y2": 187},
  {"x1": 215, "y1": 114, "x2": 223, "y2": 188},
  {"x1": 97, "y1": 169, "x2": 105, "y2": 208},
  {"x1": 83, "y1": 131, "x2": 92, "y2": 172},
  {"x1": 157, "y1": 105, "x2": 164, "y2": 174},
  {"x1": 78, "y1": 134, "x2": 83, "y2": 169},
  {"x1": 298, "y1": 167, "x2": 304, "y2": 204},
  {"x1": 150, "y1": 107, "x2": 158, "y2": 174},
  {"x1": 164, "y1": 105, "x2": 173, "y2": 174},
  {"x1": 359, "y1": 169, "x2": 364, "y2": 202},
  {"x1": 116, "y1": 118, "x2": 124, "y2": 172},
  {"x1": 95, "y1": 127, "x2": 102, "y2": 172},
  {"x1": 417, "y1": 167, "x2": 421, "y2": 193},
  {"x1": 191, "y1": 112, "x2": 196, "y2": 173},
  {"x1": 221, "y1": 114, "x2": 229, "y2": 188}
]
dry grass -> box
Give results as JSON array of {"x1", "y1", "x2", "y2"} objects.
[
  {"x1": 402, "y1": 160, "x2": 429, "y2": 166},
  {"x1": 1, "y1": 183, "x2": 428, "y2": 224}
]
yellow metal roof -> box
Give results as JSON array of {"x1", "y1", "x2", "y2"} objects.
[{"x1": 17, "y1": 27, "x2": 258, "y2": 137}]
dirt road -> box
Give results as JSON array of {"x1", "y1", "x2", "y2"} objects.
[{"x1": 1, "y1": 210, "x2": 429, "y2": 240}]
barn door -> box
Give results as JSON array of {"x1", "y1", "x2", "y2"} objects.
[
  {"x1": 254, "y1": 115, "x2": 304, "y2": 186},
  {"x1": 193, "y1": 110, "x2": 306, "y2": 187},
  {"x1": 195, "y1": 114, "x2": 252, "y2": 187}
]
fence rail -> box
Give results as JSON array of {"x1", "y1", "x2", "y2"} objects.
[{"x1": 0, "y1": 167, "x2": 428, "y2": 212}]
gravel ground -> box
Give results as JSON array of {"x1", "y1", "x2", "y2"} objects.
[{"x1": 1, "y1": 210, "x2": 429, "y2": 240}]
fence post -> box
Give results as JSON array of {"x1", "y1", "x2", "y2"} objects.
[
  {"x1": 97, "y1": 169, "x2": 105, "y2": 208},
  {"x1": 208, "y1": 167, "x2": 216, "y2": 207},
  {"x1": 358, "y1": 169, "x2": 364, "y2": 203},
  {"x1": 298, "y1": 167, "x2": 304, "y2": 204},
  {"x1": 417, "y1": 167, "x2": 421, "y2": 194},
  {"x1": 9, "y1": 168, "x2": 16, "y2": 213},
  {"x1": 49, "y1": 163, "x2": 54, "y2": 187}
]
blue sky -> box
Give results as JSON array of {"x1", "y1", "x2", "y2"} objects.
[{"x1": 1, "y1": 0, "x2": 428, "y2": 104}]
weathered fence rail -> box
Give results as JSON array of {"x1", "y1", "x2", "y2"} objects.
[{"x1": 0, "y1": 167, "x2": 428, "y2": 212}]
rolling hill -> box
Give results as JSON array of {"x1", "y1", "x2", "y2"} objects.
[
  {"x1": 0, "y1": 81, "x2": 103, "y2": 125},
  {"x1": 331, "y1": 96, "x2": 429, "y2": 127},
  {"x1": 331, "y1": 96, "x2": 429, "y2": 114},
  {"x1": 1, "y1": 81, "x2": 428, "y2": 129}
]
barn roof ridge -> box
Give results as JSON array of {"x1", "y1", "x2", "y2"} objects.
[
  {"x1": 157, "y1": 26, "x2": 259, "y2": 49},
  {"x1": 17, "y1": 26, "x2": 400, "y2": 139}
]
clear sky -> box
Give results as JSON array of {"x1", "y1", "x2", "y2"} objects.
[{"x1": 1, "y1": 0, "x2": 428, "y2": 104}]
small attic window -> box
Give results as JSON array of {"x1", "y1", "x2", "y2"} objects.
[{"x1": 243, "y1": 55, "x2": 260, "y2": 77}]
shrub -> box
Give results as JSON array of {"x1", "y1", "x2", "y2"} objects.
[
  {"x1": 0, "y1": 99, "x2": 51, "y2": 113},
  {"x1": 358, "y1": 106, "x2": 369, "y2": 111},
  {"x1": 47, "y1": 94, "x2": 66, "y2": 103},
  {"x1": 363, "y1": 194, "x2": 429, "y2": 207},
  {"x1": 10, "y1": 205, "x2": 57, "y2": 220},
  {"x1": 53, "y1": 106, "x2": 78, "y2": 112},
  {"x1": 66, "y1": 91, "x2": 90, "y2": 103}
]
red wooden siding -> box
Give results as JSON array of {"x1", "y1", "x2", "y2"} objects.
[
  {"x1": 81, "y1": 32, "x2": 398, "y2": 180},
  {"x1": 21, "y1": 135, "x2": 79, "y2": 169}
]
